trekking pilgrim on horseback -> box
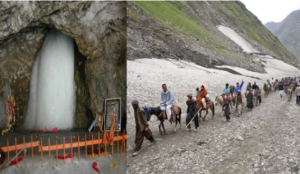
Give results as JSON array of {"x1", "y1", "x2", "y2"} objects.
[
  {"x1": 197, "y1": 85, "x2": 214, "y2": 120},
  {"x1": 223, "y1": 83, "x2": 231, "y2": 98},
  {"x1": 161, "y1": 84, "x2": 175, "y2": 122},
  {"x1": 197, "y1": 85, "x2": 208, "y2": 109}
]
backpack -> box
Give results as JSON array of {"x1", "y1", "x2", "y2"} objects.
[{"x1": 139, "y1": 107, "x2": 151, "y2": 121}]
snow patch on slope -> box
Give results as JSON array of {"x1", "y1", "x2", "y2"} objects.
[{"x1": 217, "y1": 25, "x2": 258, "y2": 53}]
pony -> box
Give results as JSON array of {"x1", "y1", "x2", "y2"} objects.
[
  {"x1": 215, "y1": 95, "x2": 223, "y2": 106},
  {"x1": 287, "y1": 88, "x2": 293, "y2": 101},
  {"x1": 291, "y1": 84, "x2": 296, "y2": 93},
  {"x1": 215, "y1": 95, "x2": 224, "y2": 116},
  {"x1": 147, "y1": 105, "x2": 181, "y2": 135},
  {"x1": 215, "y1": 94, "x2": 235, "y2": 114},
  {"x1": 199, "y1": 100, "x2": 215, "y2": 120}
]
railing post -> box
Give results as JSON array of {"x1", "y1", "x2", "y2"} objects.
[
  {"x1": 41, "y1": 138, "x2": 43, "y2": 168},
  {"x1": 23, "y1": 136, "x2": 27, "y2": 169},
  {"x1": 48, "y1": 138, "x2": 51, "y2": 166},
  {"x1": 77, "y1": 134, "x2": 80, "y2": 162},
  {"x1": 71, "y1": 136, "x2": 73, "y2": 164},
  {"x1": 117, "y1": 131, "x2": 119, "y2": 153},
  {"x1": 7, "y1": 139, "x2": 10, "y2": 167},
  {"x1": 15, "y1": 138, "x2": 18, "y2": 169},
  {"x1": 123, "y1": 130, "x2": 127, "y2": 165},
  {"x1": 98, "y1": 132, "x2": 100, "y2": 156},
  {"x1": 63, "y1": 137, "x2": 66, "y2": 165},
  {"x1": 31, "y1": 135, "x2": 34, "y2": 167},
  {"x1": 92, "y1": 134, "x2": 94, "y2": 159},
  {"x1": 85, "y1": 134, "x2": 87, "y2": 160},
  {"x1": 56, "y1": 139, "x2": 58, "y2": 165},
  {"x1": 118, "y1": 137, "x2": 122, "y2": 174}
]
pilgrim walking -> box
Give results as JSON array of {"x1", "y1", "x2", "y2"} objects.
[
  {"x1": 185, "y1": 93, "x2": 199, "y2": 131},
  {"x1": 132, "y1": 99, "x2": 155, "y2": 156}
]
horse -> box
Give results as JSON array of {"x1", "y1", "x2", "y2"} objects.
[
  {"x1": 215, "y1": 95, "x2": 224, "y2": 116},
  {"x1": 199, "y1": 100, "x2": 215, "y2": 120},
  {"x1": 147, "y1": 105, "x2": 181, "y2": 135},
  {"x1": 215, "y1": 94, "x2": 234, "y2": 113},
  {"x1": 215, "y1": 95, "x2": 223, "y2": 106},
  {"x1": 287, "y1": 88, "x2": 293, "y2": 101},
  {"x1": 291, "y1": 84, "x2": 296, "y2": 93}
]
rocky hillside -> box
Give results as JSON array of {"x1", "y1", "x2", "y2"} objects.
[
  {"x1": 0, "y1": 2, "x2": 126, "y2": 128},
  {"x1": 127, "y1": 1, "x2": 298, "y2": 72},
  {"x1": 265, "y1": 10, "x2": 300, "y2": 61}
]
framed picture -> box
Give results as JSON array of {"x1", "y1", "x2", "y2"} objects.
[{"x1": 104, "y1": 97, "x2": 121, "y2": 132}]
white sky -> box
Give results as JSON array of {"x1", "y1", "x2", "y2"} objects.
[{"x1": 240, "y1": 0, "x2": 300, "y2": 24}]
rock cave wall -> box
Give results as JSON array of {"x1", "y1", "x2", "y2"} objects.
[{"x1": 0, "y1": 1, "x2": 126, "y2": 128}]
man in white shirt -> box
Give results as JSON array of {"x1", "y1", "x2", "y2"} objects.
[{"x1": 160, "y1": 84, "x2": 175, "y2": 122}]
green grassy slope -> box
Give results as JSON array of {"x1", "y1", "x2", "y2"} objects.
[
  {"x1": 128, "y1": 1, "x2": 298, "y2": 64},
  {"x1": 211, "y1": 1, "x2": 297, "y2": 63}
]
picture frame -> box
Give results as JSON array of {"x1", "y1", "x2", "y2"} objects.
[{"x1": 104, "y1": 97, "x2": 121, "y2": 132}]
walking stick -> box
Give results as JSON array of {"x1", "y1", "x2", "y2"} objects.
[
  {"x1": 184, "y1": 108, "x2": 202, "y2": 129},
  {"x1": 1, "y1": 145, "x2": 26, "y2": 171}
]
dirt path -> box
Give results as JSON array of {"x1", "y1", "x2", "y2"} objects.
[{"x1": 127, "y1": 92, "x2": 300, "y2": 174}]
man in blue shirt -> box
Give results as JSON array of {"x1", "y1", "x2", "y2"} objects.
[
  {"x1": 234, "y1": 80, "x2": 244, "y2": 95},
  {"x1": 161, "y1": 84, "x2": 175, "y2": 122}
]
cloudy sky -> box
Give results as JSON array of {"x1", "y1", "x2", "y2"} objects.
[{"x1": 240, "y1": 0, "x2": 300, "y2": 24}]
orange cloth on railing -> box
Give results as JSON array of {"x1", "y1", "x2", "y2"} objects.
[{"x1": 103, "y1": 111, "x2": 115, "y2": 145}]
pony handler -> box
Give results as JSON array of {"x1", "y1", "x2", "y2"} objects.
[
  {"x1": 185, "y1": 93, "x2": 199, "y2": 131},
  {"x1": 131, "y1": 99, "x2": 155, "y2": 157}
]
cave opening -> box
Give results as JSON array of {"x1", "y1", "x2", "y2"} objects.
[{"x1": 20, "y1": 29, "x2": 92, "y2": 130}]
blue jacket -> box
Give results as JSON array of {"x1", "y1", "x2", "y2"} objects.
[
  {"x1": 234, "y1": 81, "x2": 244, "y2": 94},
  {"x1": 161, "y1": 90, "x2": 175, "y2": 105}
]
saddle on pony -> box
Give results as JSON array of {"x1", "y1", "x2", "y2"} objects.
[
  {"x1": 204, "y1": 99, "x2": 212, "y2": 109},
  {"x1": 160, "y1": 104, "x2": 180, "y2": 123}
]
